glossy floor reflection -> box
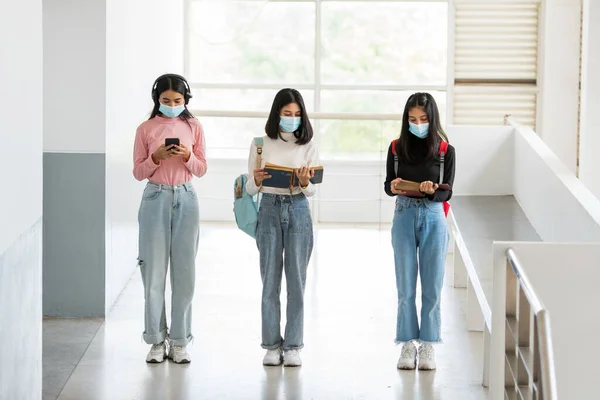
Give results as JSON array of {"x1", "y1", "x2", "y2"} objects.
[{"x1": 57, "y1": 224, "x2": 488, "y2": 400}]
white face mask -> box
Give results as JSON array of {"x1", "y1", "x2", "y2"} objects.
[
  {"x1": 409, "y1": 122, "x2": 429, "y2": 138},
  {"x1": 279, "y1": 116, "x2": 301, "y2": 133},
  {"x1": 159, "y1": 104, "x2": 185, "y2": 118}
]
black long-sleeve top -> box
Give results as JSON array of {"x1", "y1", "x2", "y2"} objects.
[{"x1": 384, "y1": 135, "x2": 456, "y2": 202}]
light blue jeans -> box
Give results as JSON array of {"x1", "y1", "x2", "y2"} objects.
[
  {"x1": 391, "y1": 196, "x2": 448, "y2": 343},
  {"x1": 137, "y1": 182, "x2": 199, "y2": 346},
  {"x1": 256, "y1": 193, "x2": 314, "y2": 351}
]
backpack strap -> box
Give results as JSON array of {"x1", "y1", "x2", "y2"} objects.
[
  {"x1": 391, "y1": 140, "x2": 399, "y2": 178},
  {"x1": 235, "y1": 174, "x2": 244, "y2": 199},
  {"x1": 237, "y1": 137, "x2": 265, "y2": 198},
  {"x1": 254, "y1": 137, "x2": 265, "y2": 196},
  {"x1": 392, "y1": 139, "x2": 449, "y2": 185},
  {"x1": 254, "y1": 137, "x2": 264, "y2": 169},
  {"x1": 438, "y1": 140, "x2": 448, "y2": 185}
]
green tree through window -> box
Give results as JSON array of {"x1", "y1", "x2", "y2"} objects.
[{"x1": 187, "y1": 0, "x2": 447, "y2": 160}]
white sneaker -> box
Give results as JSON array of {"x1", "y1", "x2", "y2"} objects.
[
  {"x1": 263, "y1": 347, "x2": 283, "y2": 366},
  {"x1": 397, "y1": 341, "x2": 417, "y2": 370},
  {"x1": 146, "y1": 342, "x2": 167, "y2": 363},
  {"x1": 283, "y1": 350, "x2": 302, "y2": 367},
  {"x1": 168, "y1": 345, "x2": 191, "y2": 364},
  {"x1": 418, "y1": 343, "x2": 436, "y2": 370}
]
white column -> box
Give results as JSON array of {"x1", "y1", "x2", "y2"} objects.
[
  {"x1": 43, "y1": 0, "x2": 108, "y2": 318},
  {"x1": 43, "y1": 0, "x2": 185, "y2": 317},
  {"x1": 579, "y1": 0, "x2": 600, "y2": 200},
  {"x1": 537, "y1": 0, "x2": 582, "y2": 173}
]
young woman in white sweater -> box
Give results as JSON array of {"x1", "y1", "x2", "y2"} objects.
[{"x1": 246, "y1": 88, "x2": 319, "y2": 367}]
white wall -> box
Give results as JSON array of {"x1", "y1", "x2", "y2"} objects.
[
  {"x1": 105, "y1": 0, "x2": 184, "y2": 311},
  {"x1": 43, "y1": 0, "x2": 106, "y2": 154},
  {"x1": 447, "y1": 126, "x2": 513, "y2": 196},
  {"x1": 513, "y1": 123, "x2": 600, "y2": 242},
  {"x1": 0, "y1": 0, "x2": 43, "y2": 396},
  {"x1": 0, "y1": 5, "x2": 44, "y2": 254},
  {"x1": 537, "y1": 0, "x2": 581, "y2": 173},
  {"x1": 579, "y1": 0, "x2": 600, "y2": 201},
  {"x1": 42, "y1": 0, "x2": 185, "y2": 314},
  {"x1": 43, "y1": 0, "x2": 108, "y2": 317},
  {"x1": 491, "y1": 242, "x2": 600, "y2": 400}
]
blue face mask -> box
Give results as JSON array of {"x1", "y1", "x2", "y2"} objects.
[
  {"x1": 279, "y1": 116, "x2": 301, "y2": 133},
  {"x1": 409, "y1": 122, "x2": 429, "y2": 138},
  {"x1": 159, "y1": 103, "x2": 185, "y2": 118}
]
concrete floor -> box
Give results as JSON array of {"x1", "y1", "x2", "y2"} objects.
[
  {"x1": 47, "y1": 224, "x2": 488, "y2": 400},
  {"x1": 43, "y1": 317, "x2": 103, "y2": 400}
]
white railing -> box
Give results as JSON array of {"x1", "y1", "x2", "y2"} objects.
[
  {"x1": 504, "y1": 248, "x2": 557, "y2": 400},
  {"x1": 190, "y1": 109, "x2": 403, "y2": 120}
]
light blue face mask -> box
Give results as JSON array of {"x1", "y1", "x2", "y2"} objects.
[
  {"x1": 280, "y1": 116, "x2": 301, "y2": 133},
  {"x1": 409, "y1": 122, "x2": 429, "y2": 138},
  {"x1": 159, "y1": 103, "x2": 185, "y2": 118}
]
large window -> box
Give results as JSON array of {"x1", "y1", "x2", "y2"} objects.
[{"x1": 186, "y1": 0, "x2": 448, "y2": 159}]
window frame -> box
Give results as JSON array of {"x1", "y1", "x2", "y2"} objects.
[{"x1": 184, "y1": 0, "x2": 449, "y2": 156}]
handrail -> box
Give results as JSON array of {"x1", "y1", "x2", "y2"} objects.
[
  {"x1": 504, "y1": 114, "x2": 600, "y2": 231},
  {"x1": 504, "y1": 114, "x2": 526, "y2": 128},
  {"x1": 505, "y1": 248, "x2": 558, "y2": 399},
  {"x1": 188, "y1": 82, "x2": 447, "y2": 92},
  {"x1": 190, "y1": 109, "x2": 403, "y2": 120},
  {"x1": 506, "y1": 249, "x2": 544, "y2": 314}
]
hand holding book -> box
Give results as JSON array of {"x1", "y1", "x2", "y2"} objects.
[
  {"x1": 253, "y1": 168, "x2": 271, "y2": 186},
  {"x1": 392, "y1": 178, "x2": 451, "y2": 196},
  {"x1": 262, "y1": 163, "x2": 324, "y2": 188},
  {"x1": 296, "y1": 166, "x2": 314, "y2": 187}
]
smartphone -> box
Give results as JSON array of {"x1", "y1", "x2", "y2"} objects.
[{"x1": 165, "y1": 138, "x2": 180, "y2": 150}]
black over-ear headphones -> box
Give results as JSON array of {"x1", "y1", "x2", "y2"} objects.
[{"x1": 151, "y1": 74, "x2": 193, "y2": 105}]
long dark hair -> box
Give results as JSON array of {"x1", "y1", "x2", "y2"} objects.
[
  {"x1": 395, "y1": 92, "x2": 448, "y2": 163},
  {"x1": 149, "y1": 74, "x2": 195, "y2": 121},
  {"x1": 265, "y1": 88, "x2": 313, "y2": 145}
]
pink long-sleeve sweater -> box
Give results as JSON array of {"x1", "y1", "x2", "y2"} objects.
[{"x1": 133, "y1": 116, "x2": 207, "y2": 184}]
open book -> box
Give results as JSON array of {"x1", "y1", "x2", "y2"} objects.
[{"x1": 263, "y1": 163, "x2": 324, "y2": 189}]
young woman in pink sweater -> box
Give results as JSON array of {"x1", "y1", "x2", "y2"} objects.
[{"x1": 133, "y1": 74, "x2": 207, "y2": 364}]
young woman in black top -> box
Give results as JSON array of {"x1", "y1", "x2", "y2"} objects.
[{"x1": 384, "y1": 92, "x2": 456, "y2": 370}]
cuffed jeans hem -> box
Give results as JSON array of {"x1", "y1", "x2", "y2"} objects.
[
  {"x1": 143, "y1": 330, "x2": 168, "y2": 345},
  {"x1": 394, "y1": 338, "x2": 443, "y2": 345},
  {"x1": 394, "y1": 338, "x2": 419, "y2": 345},
  {"x1": 282, "y1": 344, "x2": 304, "y2": 351},
  {"x1": 261, "y1": 341, "x2": 283, "y2": 350},
  {"x1": 169, "y1": 335, "x2": 194, "y2": 347},
  {"x1": 419, "y1": 339, "x2": 443, "y2": 344}
]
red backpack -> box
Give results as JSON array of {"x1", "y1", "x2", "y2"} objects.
[{"x1": 391, "y1": 140, "x2": 450, "y2": 217}]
